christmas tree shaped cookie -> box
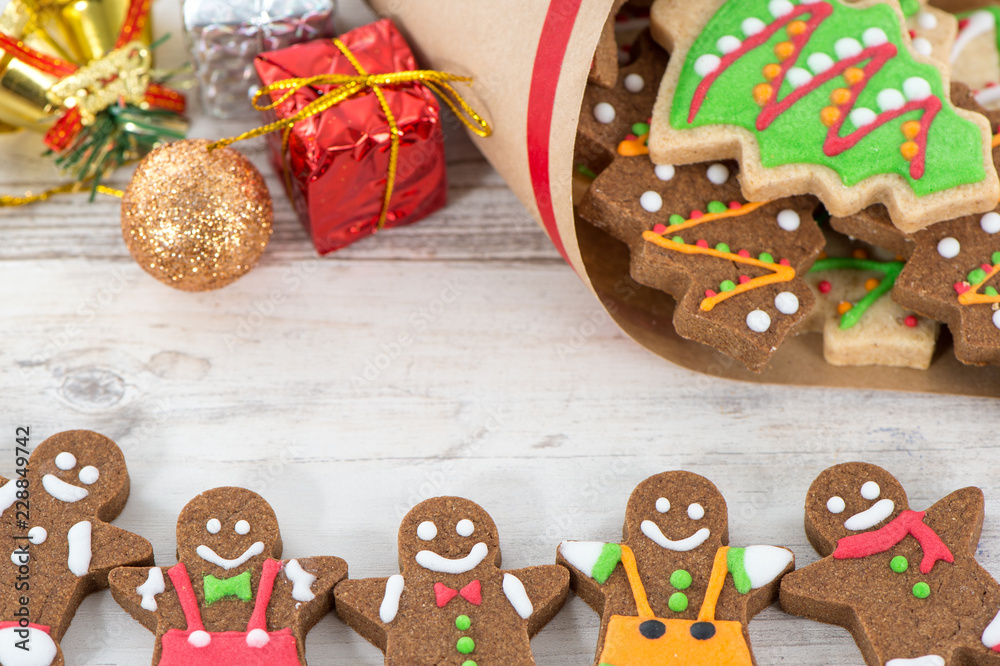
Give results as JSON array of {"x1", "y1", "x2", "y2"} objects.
[
  {"x1": 648, "y1": 0, "x2": 999, "y2": 232},
  {"x1": 951, "y1": 7, "x2": 1000, "y2": 110}
]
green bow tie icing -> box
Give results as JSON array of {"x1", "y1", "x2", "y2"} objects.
[
  {"x1": 203, "y1": 570, "x2": 252, "y2": 605},
  {"x1": 651, "y1": 0, "x2": 997, "y2": 231}
]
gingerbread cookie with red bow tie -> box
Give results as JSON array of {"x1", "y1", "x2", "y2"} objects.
[
  {"x1": 108, "y1": 487, "x2": 347, "y2": 665},
  {"x1": 780, "y1": 462, "x2": 1000, "y2": 666},
  {"x1": 0, "y1": 429, "x2": 153, "y2": 666},
  {"x1": 334, "y1": 496, "x2": 569, "y2": 665}
]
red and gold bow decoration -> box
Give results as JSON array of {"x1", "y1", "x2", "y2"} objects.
[{"x1": 0, "y1": 0, "x2": 186, "y2": 186}]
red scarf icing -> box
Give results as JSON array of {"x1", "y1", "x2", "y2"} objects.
[{"x1": 832, "y1": 509, "x2": 953, "y2": 573}]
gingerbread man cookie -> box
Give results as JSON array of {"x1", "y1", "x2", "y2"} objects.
[
  {"x1": 647, "y1": 0, "x2": 999, "y2": 232},
  {"x1": 0, "y1": 429, "x2": 152, "y2": 666},
  {"x1": 557, "y1": 471, "x2": 793, "y2": 665},
  {"x1": 780, "y1": 462, "x2": 1000, "y2": 665},
  {"x1": 334, "y1": 496, "x2": 569, "y2": 665},
  {"x1": 108, "y1": 487, "x2": 347, "y2": 665}
]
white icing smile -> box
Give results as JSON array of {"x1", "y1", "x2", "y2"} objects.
[
  {"x1": 415, "y1": 541, "x2": 489, "y2": 574},
  {"x1": 196, "y1": 541, "x2": 265, "y2": 570},
  {"x1": 641, "y1": 520, "x2": 711, "y2": 551},
  {"x1": 844, "y1": 499, "x2": 895, "y2": 531},
  {"x1": 42, "y1": 474, "x2": 89, "y2": 503}
]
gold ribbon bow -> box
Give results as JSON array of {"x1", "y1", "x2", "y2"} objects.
[{"x1": 210, "y1": 37, "x2": 492, "y2": 231}]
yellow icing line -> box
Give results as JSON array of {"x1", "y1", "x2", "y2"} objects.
[
  {"x1": 958, "y1": 262, "x2": 1000, "y2": 305},
  {"x1": 642, "y1": 231, "x2": 796, "y2": 311}
]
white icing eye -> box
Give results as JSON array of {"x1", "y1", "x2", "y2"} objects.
[
  {"x1": 860, "y1": 481, "x2": 880, "y2": 500},
  {"x1": 55, "y1": 452, "x2": 76, "y2": 470},
  {"x1": 235, "y1": 520, "x2": 250, "y2": 535},
  {"x1": 456, "y1": 519, "x2": 474, "y2": 537},
  {"x1": 78, "y1": 466, "x2": 99, "y2": 485},
  {"x1": 655, "y1": 497, "x2": 670, "y2": 513},
  {"x1": 687, "y1": 503, "x2": 705, "y2": 520},
  {"x1": 417, "y1": 521, "x2": 437, "y2": 541},
  {"x1": 28, "y1": 526, "x2": 46, "y2": 544},
  {"x1": 827, "y1": 496, "x2": 846, "y2": 514},
  {"x1": 206, "y1": 519, "x2": 221, "y2": 534}
]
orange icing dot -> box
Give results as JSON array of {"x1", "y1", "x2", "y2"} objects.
[
  {"x1": 902, "y1": 121, "x2": 921, "y2": 140},
  {"x1": 774, "y1": 41, "x2": 795, "y2": 60},
  {"x1": 787, "y1": 20, "x2": 808, "y2": 36},
  {"x1": 754, "y1": 83, "x2": 773, "y2": 106},
  {"x1": 820, "y1": 106, "x2": 841, "y2": 127},
  {"x1": 762, "y1": 63, "x2": 782, "y2": 80},
  {"x1": 837, "y1": 301, "x2": 853, "y2": 315},
  {"x1": 900, "y1": 141, "x2": 920, "y2": 161},
  {"x1": 830, "y1": 88, "x2": 851, "y2": 106},
  {"x1": 844, "y1": 67, "x2": 865, "y2": 85},
  {"x1": 865, "y1": 278, "x2": 880, "y2": 292},
  {"x1": 852, "y1": 248, "x2": 869, "y2": 260}
]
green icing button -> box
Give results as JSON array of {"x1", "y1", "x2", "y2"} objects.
[
  {"x1": 913, "y1": 582, "x2": 931, "y2": 599},
  {"x1": 890, "y1": 556, "x2": 908, "y2": 573},
  {"x1": 462, "y1": 662, "x2": 477, "y2": 666},
  {"x1": 668, "y1": 592, "x2": 689, "y2": 612},
  {"x1": 457, "y1": 636, "x2": 475, "y2": 654},
  {"x1": 456, "y1": 615, "x2": 471, "y2": 631},
  {"x1": 900, "y1": 0, "x2": 920, "y2": 16},
  {"x1": 707, "y1": 200, "x2": 727, "y2": 214},
  {"x1": 720, "y1": 280, "x2": 736, "y2": 292},
  {"x1": 670, "y1": 569, "x2": 693, "y2": 590},
  {"x1": 715, "y1": 242, "x2": 730, "y2": 253},
  {"x1": 669, "y1": 214, "x2": 685, "y2": 226}
]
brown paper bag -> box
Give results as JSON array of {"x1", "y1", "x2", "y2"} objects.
[{"x1": 366, "y1": 0, "x2": 1000, "y2": 397}]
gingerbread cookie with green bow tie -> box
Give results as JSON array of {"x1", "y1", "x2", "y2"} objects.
[
  {"x1": 780, "y1": 462, "x2": 1000, "y2": 665},
  {"x1": 334, "y1": 496, "x2": 569, "y2": 665},
  {"x1": 108, "y1": 487, "x2": 347, "y2": 665}
]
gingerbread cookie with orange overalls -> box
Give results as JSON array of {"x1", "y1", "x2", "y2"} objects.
[
  {"x1": 558, "y1": 471, "x2": 793, "y2": 665},
  {"x1": 109, "y1": 487, "x2": 347, "y2": 665},
  {"x1": 780, "y1": 462, "x2": 1000, "y2": 665},
  {"x1": 0, "y1": 429, "x2": 152, "y2": 666},
  {"x1": 334, "y1": 496, "x2": 569, "y2": 665}
]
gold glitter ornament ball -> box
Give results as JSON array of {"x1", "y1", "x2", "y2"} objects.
[{"x1": 121, "y1": 139, "x2": 274, "y2": 292}]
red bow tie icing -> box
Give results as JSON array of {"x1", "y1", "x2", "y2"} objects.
[
  {"x1": 832, "y1": 509, "x2": 954, "y2": 573},
  {"x1": 434, "y1": 580, "x2": 482, "y2": 607}
]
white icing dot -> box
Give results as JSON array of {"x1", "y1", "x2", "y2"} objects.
[
  {"x1": 994, "y1": 310, "x2": 1000, "y2": 330},
  {"x1": 640, "y1": 191, "x2": 663, "y2": 213},
  {"x1": 834, "y1": 38, "x2": 863, "y2": 60},
  {"x1": 707, "y1": 163, "x2": 730, "y2": 185},
  {"x1": 827, "y1": 496, "x2": 846, "y2": 514},
  {"x1": 862, "y1": 28, "x2": 888, "y2": 47},
  {"x1": 687, "y1": 503, "x2": 705, "y2": 520},
  {"x1": 694, "y1": 54, "x2": 722, "y2": 77},
  {"x1": 775, "y1": 292, "x2": 800, "y2": 315},
  {"x1": 717, "y1": 35, "x2": 742, "y2": 54},
  {"x1": 78, "y1": 466, "x2": 99, "y2": 485},
  {"x1": 593, "y1": 102, "x2": 616, "y2": 124},
  {"x1": 807, "y1": 52, "x2": 834, "y2": 74},
  {"x1": 655, "y1": 164, "x2": 676, "y2": 182},
  {"x1": 456, "y1": 519, "x2": 475, "y2": 537},
  {"x1": 877, "y1": 89, "x2": 905, "y2": 112},
  {"x1": 849, "y1": 107, "x2": 877, "y2": 127},
  {"x1": 623, "y1": 73, "x2": 644, "y2": 93},
  {"x1": 655, "y1": 497, "x2": 670, "y2": 513},
  {"x1": 417, "y1": 520, "x2": 437, "y2": 541},
  {"x1": 28, "y1": 526, "x2": 46, "y2": 544},
  {"x1": 786, "y1": 67, "x2": 813, "y2": 89},
  {"x1": 188, "y1": 630, "x2": 211, "y2": 648},
  {"x1": 769, "y1": 0, "x2": 794, "y2": 18},
  {"x1": 742, "y1": 17, "x2": 766, "y2": 37},
  {"x1": 937, "y1": 237, "x2": 961, "y2": 259},
  {"x1": 981, "y1": 212, "x2": 1000, "y2": 234},
  {"x1": 246, "y1": 628, "x2": 269, "y2": 648},
  {"x1": 913, "y1": 37, "x2": 933, "y2": 56},
  {"x1": 903, "y1": 77, "x2": 931, "y2": 101},
  {"x1": 55, "y1": 452, "x2": 76, "y2": 470},
  {"x1": 861, "y1": 481, "x2": 881, "y2": 500},
  {"x1": 206, "y1": 519, "x2": 221, "y2": 534},
  {"x1": 746, "y1": 310, "x2": 771, "y2": 333},
  {"x1": 917, "y1": 11, "x2": 938, "y2": 30},
  {"x1": 777, "y1": 209, "x2": 800, "y2": 231},
  {"x1": 235, "y1": 520, "x2": 250, "y2": 535}
]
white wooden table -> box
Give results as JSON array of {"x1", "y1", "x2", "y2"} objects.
[{"x1": 0, "y1": 1, "x2": 998, "y2": 664}]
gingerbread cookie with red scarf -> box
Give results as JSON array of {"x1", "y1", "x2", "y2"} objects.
[
  {"x1": 108, "y1": 487, "x2": 347, "y2": 665},
  {"x1": 558, "y1": 471, "x2": 794, "y2": 665},
  {"x1": 0, "y1": 429, "x2": 153, "y2": 666},
  {"x1": 780, "y1": 462, "x2": 1000, "y2": 665},
  {"x1": 334, "y1": 496, "x2": 569, "y2": 665}
]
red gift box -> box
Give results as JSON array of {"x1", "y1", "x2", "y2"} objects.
[{"x1": 254, "y1": 19, "x2": 447, "y2": 254}]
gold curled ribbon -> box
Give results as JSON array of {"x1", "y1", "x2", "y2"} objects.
[
  {"x1": 0, "y1": 180, "x2": 122, "y2": 206},
  {"x1": 209, "y1": 37, "x2": 492, "y2": 231}
]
